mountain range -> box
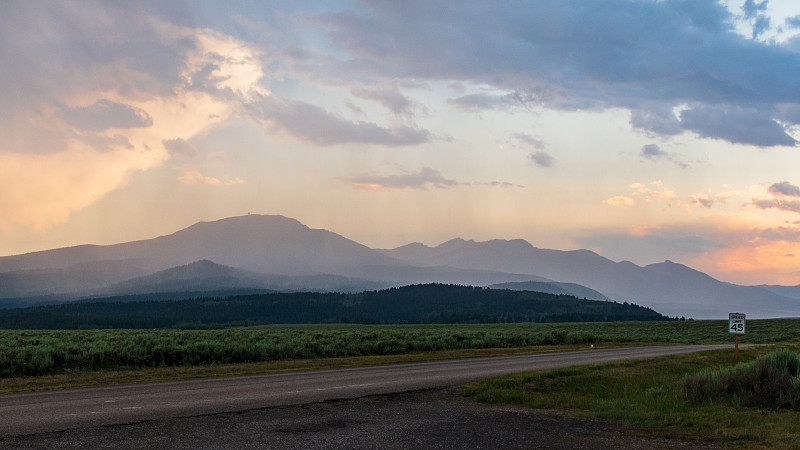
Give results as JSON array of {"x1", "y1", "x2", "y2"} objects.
[{"x1": 1, "y1": 214, "x2": 798, "y2": 319}]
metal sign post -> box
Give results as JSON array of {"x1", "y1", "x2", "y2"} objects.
[{"x1": 728, "y1": 312, "x2": 746, "y2": 361}]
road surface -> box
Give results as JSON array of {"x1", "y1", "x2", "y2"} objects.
[{"x1": 0, "y1": 344, "x2": 727, "y2": 437}]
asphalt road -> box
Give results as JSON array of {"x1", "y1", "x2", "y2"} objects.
[{"x1": 0, "y1": 345, "x2": 727, "y2": 437}]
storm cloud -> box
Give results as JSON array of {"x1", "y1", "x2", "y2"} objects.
[
  {"x1": 346, "y1": 167, "x2": 459, "y2": 190},
  {"x1": 59, "y1": 100, "x2": 153, "y2": 132},
  {"x1": 247, "y1": 95, "x2": 432, "y2": 147},
  {"x1": 305, "y1": 0, "x2": 800, "y2": 147}
]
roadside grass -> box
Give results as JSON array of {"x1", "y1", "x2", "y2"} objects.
[
  {"x1": 0, "y1": 342, "x2": 638, "y2": 394},
  {"x1": 462, "y1": 344, "x2": 800, "y2": 449}
]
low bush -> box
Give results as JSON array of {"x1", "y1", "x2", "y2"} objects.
[{"x1": 684, "y1": 349, "x2": 800, "y2": 410}]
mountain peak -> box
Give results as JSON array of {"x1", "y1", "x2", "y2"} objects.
[
  {"x1": 437, "y1": 238, "x2": 474, "y2": 249},
  {"x1": 178, "y1": 214, "x2": 308, "y2": 235},
  {"x1": 388, "y1": 242, "x2": 431, "y2": 251}
]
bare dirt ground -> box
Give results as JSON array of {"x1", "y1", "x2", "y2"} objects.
[{"x1": 2, "y1": 387, "x2": 716, "y2": 449}]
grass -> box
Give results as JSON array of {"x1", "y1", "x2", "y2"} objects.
[
  {"x1": 3, "y1": 319, "x2": 798, "y2": 378},
  {"x1": 463, "y1": 344, "x2": 800, "y2": 449}
]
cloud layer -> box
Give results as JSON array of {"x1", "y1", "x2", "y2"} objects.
[{"x1": 304, "y1": 1, "x2": 800, "y2": 147}]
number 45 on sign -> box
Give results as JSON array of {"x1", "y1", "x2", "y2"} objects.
[{"x1": 729, "y1": 313, "x2": 745, "y2": 334}]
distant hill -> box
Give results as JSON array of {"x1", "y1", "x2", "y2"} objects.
[
  {"x1": 381, "y1": 239, "x2": 797, "y2": 319},
  {"x1": 758, "y1": 285, "x2": 800, "y2": 301},
  {"x1": 0, "y1": 214, "x2": 799, "y2": 319},
  {"x1": 489, "y1": 281, "x2": 610, "y2": 301},
  {"x1": 98, "y1": 260, "x2": 388, "y2": 296},
  {"x1": 0, "y1": 284, "x2": 670, "y2": 329}
]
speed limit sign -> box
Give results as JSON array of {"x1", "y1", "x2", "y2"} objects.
[{"x1": 729, "y1": 312, "x2": 745, "y2": 334}]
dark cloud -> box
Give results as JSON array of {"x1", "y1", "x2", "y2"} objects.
[
  {"x1": 639, "y1": 143, "x2": 689, "y2": 169},
  {"x1": 80, "y1": 134, "x2": 134, "y2": 152},
  {"x1": 448, "y1": 93, "x2": 517, "y2": 111},
  {"x1": 58, "y1": 100, "x2": 153, "y2": 131},
  {"x1": 510, "y1": 133, "x2": 552, "y2": 168},
  {"x1": 787, "y1": 15, "x2": 800, "y2": 28},
  {"x1": 478, "y1": 181, "x2": 524, "y2": 188},
  {"x1": 753, "y1": 182, "x2": 800, "y2": 213},
  {"x1": 753, "y1": 198, "x2": 800, "y2": 213},
  {"x1": 513, "y1": 133, "x2": 545, "y2": 149},
  {"x1": 345, "y1": 167, "x2": 523, "y2": 190},
  {"x1": 768, "y1": 181, "x2": 800, "y2": 197},
  {"x1": 641, "y1": 144, "x2": 668, "y2": 159},
  {"x1": 247, "y1": 94, "x2": 431, "y2": 147},
  {"x1": 742, "y1": 0, "x2": 768, "y2": 20},
  {"x1": 740, "y1": 0, "x2": 772, "y2": 40},
  {"x1": 751, "y1": 15, "x2": 772, "y2": 39},
  {"x1": 346, "y1": 167, "x2": 458, "y2": 190},
  {"x1": 689, "y1": 194, "x2": 714, "y2": 208},
  {"x1": 0, "y1": 2, "x2": 192, "y2": 156},
  {"x1": 530, "y1": 151, "x2": 554, "y2": 168},
  {"x1": 163, "y1": 138, "x2": 198, "y2": 158},
  {"x1": 776, "y1": 103, "x2": 800, "y2": 124},
  {"x1": 448, "y1": 90, "x2": 545, "y2": 111},
  {"x1": 351, "y1": 86, "x2": 417, "y2": 117},
  {"x1": 304, "y1": 0, "x2": 800, "y2": 147},
  {"x1": 630, "y1": 108, "x2": 683, "y2": 136},
  {"x1": 760, "y1": 226, "x2": 800, "y2": 241},
  {"x1": 0, "y1": 2, "x2": 187, "y2": 118},
  {"x1": 679, "y1": 104, "x2": 796, "y2": 147}
]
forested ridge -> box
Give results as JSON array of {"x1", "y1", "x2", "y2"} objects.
[{"x1": 0, "y1": 284, "x2": 669, "y2": 329}]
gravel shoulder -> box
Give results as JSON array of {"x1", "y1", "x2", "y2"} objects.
[{"x1": 2, "y1": 387, "x2": 716, "y2": 449}]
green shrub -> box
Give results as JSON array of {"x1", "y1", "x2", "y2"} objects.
[{"x1": 684, "y1": 350, "x2": 800, "y2": 410}]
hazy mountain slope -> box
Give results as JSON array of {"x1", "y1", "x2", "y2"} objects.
[
  {"x1": 489, "y1": 281, "x2": 611, "y2": 301},
  {"x1": 121, "y1": 215, "x2": 402, "y2": 275},
  {"x1": 0, "y1": 216, "x2": 553, "y2": 302},
  {"x1": 99, "y1": 259, "x2": 390, "y2": 295},
  {"x1": 0, "y1": 259, "x2": 152, "y2": 299},
  {"x1": 0, "y1": 215, "x2": 403, "y2": 276},
  {"x1": 382, "y1": 239, "x2": 796, "y2": 318},
  {"x1": 0, "y1": 244, "x2": 112, "y2": 272},
  {"x1": 92, "y1": 260, "x2": 542, "y2": 298},
  {"x1": 100, "y1": 260, "x2": 274, "y2": 295},
  {"x1": 380, "y1": 238, "x2": 643, "y2": 287},
  {"x1": 0, "y1": 215, "x2": 405, "y2": 300},
  {"x1": 627, "y1": 261, "x2": 795, "y2": 319},
  {"x1": 758, "y1": 285, "x2": 800, "y2": 301},
  {"x1": 353, "y1": 264, "x2": 549, "y2": 287}
]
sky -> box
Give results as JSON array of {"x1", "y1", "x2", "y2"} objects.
[{"x1": 2, "y1": 0, "x2": 800, "y2": 286}]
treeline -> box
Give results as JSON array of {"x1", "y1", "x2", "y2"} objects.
[{"x1": 0, "y1": 284, "x2": 669, "y2": 330}]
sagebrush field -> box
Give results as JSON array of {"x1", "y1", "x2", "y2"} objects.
[{"x1": 3, "y1": 319, "x2": 798, "y2": 377}]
